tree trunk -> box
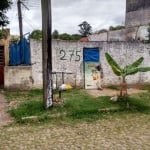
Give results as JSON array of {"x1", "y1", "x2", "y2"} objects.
[
  {"x1": 120, "y1": 76, "x2": 129, "y2": 108},
  {"x1": 120, "y1": 76, "x2": 127, "y2": 97}
]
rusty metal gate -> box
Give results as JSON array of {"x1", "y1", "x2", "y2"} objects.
[{"x1": 0, "y1": 46, "x2": 4, "y2": 87}]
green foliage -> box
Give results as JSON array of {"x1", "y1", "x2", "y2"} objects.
[
  {"x1": 109, "y1": 25, "x2": 125, "y2": 31},
  {"x1": 52, "y1": 30, "x2": 59, "y2": 39},
  {"x1": 5, "y1": 88, "x2": 150, "y2": 124},
  {"x1": 0, "y1": 29, "x2": 8, "y2": 39},
  {"x1": 71, "y1": 34, "x2": 81, "y2": 41},
  {"x1": 59, "y1": 33, "x2": 72, "y2": 40},
  {"x1": 105, "y1": 53, "x2": 122, "y2": 76},
  {"x1": 105, "y1": 52, "x2": 150, "y2": 98},
  {"x1": 125, "y1": 57, "x2": 144, "y2": 71},
  {"x1": 0, "y1": 0, "x2": 12, "y2": 27},
  {"x1": 58, "y1": 33, "x2": 81, "y2": 41},
  {"x1": 30, "y1": 29, "x2": 81, "y2": 41},
  {"x1": 78, "y1": 21, "x2": 92, "y2": 37},
  {"x1": 105, "y1": 52, "x2": 150, "y2": 77},
  {"x1": 30, "y1": 29, "x2": 42, "y2": 40}
]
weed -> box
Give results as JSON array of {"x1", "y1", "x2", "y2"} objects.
[{"x1": 5, "y1": 88, "x2": 150, "y2": 124}]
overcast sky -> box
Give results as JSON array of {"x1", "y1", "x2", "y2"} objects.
[{"x1": 7, "y1": 0, "x2": 126, "y2": 35}]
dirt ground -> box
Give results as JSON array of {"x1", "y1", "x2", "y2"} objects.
[
  {"x1": 85, "y1": 88, "x2": 147, "y2": 97},
  {"x1": 0, "y1": 91, "x2": 13, "y2": 126}
]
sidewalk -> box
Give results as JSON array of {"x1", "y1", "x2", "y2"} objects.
[{"x1": 0, "y1": 91, "x2": 13, "y2": 126}]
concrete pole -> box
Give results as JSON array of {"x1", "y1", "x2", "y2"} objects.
[{"x1": 41, "y1": 0, "x2": 53, "y2": 109}]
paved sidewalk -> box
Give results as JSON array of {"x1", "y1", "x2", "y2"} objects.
[{"x1": 0, "y1": 91, "x2": 13, "y2": 126}]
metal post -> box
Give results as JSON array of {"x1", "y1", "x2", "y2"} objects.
[
  {"x1": 41, "y1": 0, "x2": 53, "y2": 108},
  {"x1": 62, "y1": 72, "x2": 64, "y2": 84}
]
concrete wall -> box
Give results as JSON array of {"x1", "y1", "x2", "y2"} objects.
[
  {"x1": 108, "y1": 29, "x2": 126, "y2": 41},
  {"x1": 4, "y1": 66, "x2": 33, "y2": 90},
  {"x1": 126, "y1": 0, "x2": 150, "y2": 27},
  {"x1": 137, "y1": 25, "x2": 149, "y2": 41},
  {"x1": 88, "y1": 33, "x2": 108, "y2": 41},
  {"x1": 5, "y1": 40, "x2": 150, "y2": 90},
  {"x1": 30, "y1": 39, "x2": 150, "y2": 88},
  {"x1": 88, "y1": 26, "x2": 149, "y2": 42},
  {"x1": 88, "y1": 30, "x2": 126, "y2": 42},
  {"x1": 30, "y1": 39, "x2": 43, "y2": 88}
]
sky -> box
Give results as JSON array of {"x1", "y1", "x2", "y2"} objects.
[{"x1": 6, "y1": 0, "x2": 126, "y2": 35}]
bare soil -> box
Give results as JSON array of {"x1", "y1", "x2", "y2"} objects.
[
  {"x1": 85, "y1": 88, "x2": 147, "y2": 97},
  {"x1": 0, "y1": 91, "x2": 13, "y2": 126}
]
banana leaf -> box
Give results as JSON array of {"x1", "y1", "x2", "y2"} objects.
[
  {"x1": 126, "y1": 68, "x2": 139, "y2": 75},
  {"x1": 125, "y1": 57, "x2": 144, "y2": 70},
  {"x1": 126, "y1": 67, "x2": 150, "y2": 76},
  {"x1": 111, "y1": 64, "x2": 122, "y2": 76},
  {"x1": 105, "y1": 53, "x2": 122, "y2": 71},
  {"x1": 138, "y1": 67, "x2": 150, "y2": 72}
]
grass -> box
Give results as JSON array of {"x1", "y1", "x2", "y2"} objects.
[{"x1": 4, "y1": 85, "x2": 150, "y2": 124}]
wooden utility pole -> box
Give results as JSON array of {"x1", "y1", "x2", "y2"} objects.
[
  {"x1": 17, "y1": 0, "x2": 23, "y2": 38},
  {"x1": 41, "y1": 0, "x2": 53, "y2": 108}
]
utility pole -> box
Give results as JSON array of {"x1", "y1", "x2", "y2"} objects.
[
  {"x1": 41, "y1": 0, "x2": 53, "y2": 108},
  {"x1": 17, "y1": 0, "x2": 23, "y2": 38}
]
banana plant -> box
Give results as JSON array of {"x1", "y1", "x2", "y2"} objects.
[{"x1": 105, "y1": 52, "x2": 150, "y2": 97}]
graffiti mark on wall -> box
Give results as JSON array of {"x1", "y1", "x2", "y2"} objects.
[{"x1": 57, "y1": 48, "x2": 81, "y2": 62}]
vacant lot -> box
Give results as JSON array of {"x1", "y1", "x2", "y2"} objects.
[{"x1": 0, "y1": 86, "x2": 149, "y2": 149}]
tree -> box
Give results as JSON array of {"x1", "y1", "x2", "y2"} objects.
[
  {"x1": 95, "y1": 29, "x2": 108, "y2": 34},
  {"x1": 59, "y1": 33, "x2": 72, "y2": 40},
  {"x1": 78, "y1": 21, "x2": 92, "y2": 37},
  {"x1": 71, "y1": 34, "x2": 81, "y2": 41},
  {"x1": 105, "y1": 52, "x2": 150, "y2": 104},
  {"x1": 109, "y1": 25, "x2": 125, "y2": 31},
  {"x1": 30, "y1": 29, "x2": 42, "y2": 40},
  {"x1": 52, "y1": 30, "x2": 59, "y2": 39},
  {"x1": 0, "y1": 0, "x2": 12, "y2": 27}
]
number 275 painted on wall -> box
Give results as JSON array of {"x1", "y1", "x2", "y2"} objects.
[{"x1": 59, "y1": 49, "x2": 81, "y2": 62}]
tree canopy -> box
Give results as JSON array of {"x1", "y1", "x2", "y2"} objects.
[
  {"x1": 30, "y1": 29, "x2": 81, "y2": 41},
  {"x1": 78, "y1": 21, "x2": 92, "y2": 37},
  {"x1": 0, "y1": 0, "x2": 12, "y2": 27},
  {"x1": 109, "y1": 25, "x2": 125, "y2": 31},
  {"x1": 52, "y1": 30, "x2": 59, "y2": 39},
  {"x1": 30, "y1": 29, "x2": 42, "y2": 40}
]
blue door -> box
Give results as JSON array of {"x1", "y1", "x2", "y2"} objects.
[{"x1": 83, "y1": 47, "x2": 100, "y2": 89}]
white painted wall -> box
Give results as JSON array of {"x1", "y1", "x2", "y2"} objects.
[{"x1": 30, "y1": 39, "x2": 150, "y2": 88}]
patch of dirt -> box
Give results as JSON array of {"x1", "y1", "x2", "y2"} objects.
[
  {"x1": 0, "y1": 92, "x2": 13, "y2": 126},
  {"x1": 85, "y1": 88, "x2": 147, "y2": 97}
]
